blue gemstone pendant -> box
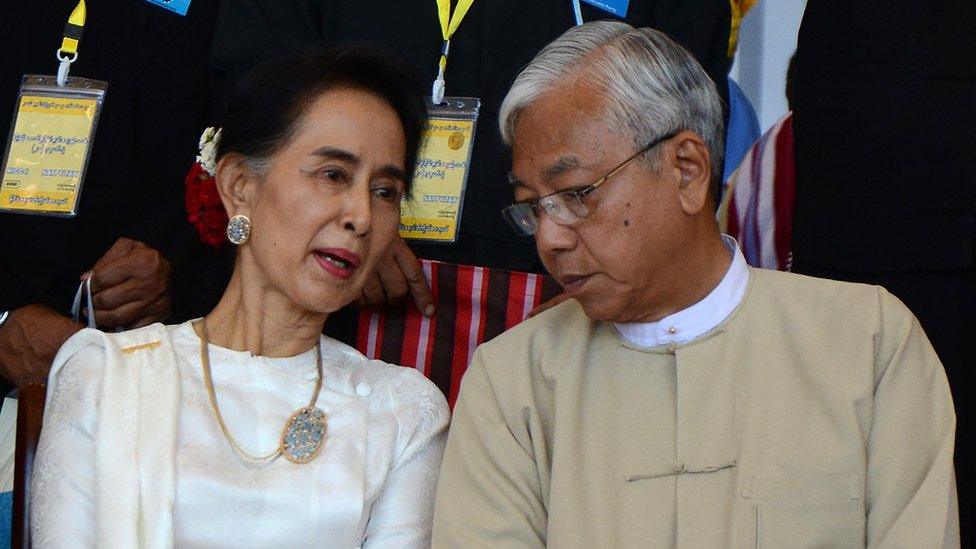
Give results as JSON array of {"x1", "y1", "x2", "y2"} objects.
[{"x1": 281, "y1": 406, "x2": 327, "y2": 464}]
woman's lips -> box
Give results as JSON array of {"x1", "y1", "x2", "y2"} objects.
[{"x1": 313, "y1": 248, "x2": 361, "y2": 280}]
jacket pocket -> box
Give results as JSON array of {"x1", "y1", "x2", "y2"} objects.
[{"x1": 741, "y1": 473, "x2": 865, "y2": 549}]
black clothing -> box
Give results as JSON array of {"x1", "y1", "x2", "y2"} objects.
[
  {"x1": 792, "y1": 0, "x2": 976, "y2": 272},
  {"x1": 0, "y1": 0, "x2": 217, "y2": 312},
  {"x1": 210, "y1": 0, "x2": 733, "y2": 273},
  {"x1": 792, "y1": 0, "x2": 976, "y2": 539},
  {"x1": 0, "y1": 0, "x2": 218, "y2": 393}
]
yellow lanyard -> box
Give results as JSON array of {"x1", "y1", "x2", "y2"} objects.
[
  {"x1": 432, "y1": 0, "x2": 475, "y2": 103},
  {"x1": 57, "y1": 0, "x2": 87, "y2": 85},
  {"x1": 60, "y1": 0, "x2": 86, "y2": 56}
]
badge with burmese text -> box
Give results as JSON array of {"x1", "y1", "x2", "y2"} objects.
[
  {"x1": 0, "y1": 75, "x2": 107, "y2": 217},
  {"x1": 399, "y1": 97, "x2": 479, "y2": 243}
]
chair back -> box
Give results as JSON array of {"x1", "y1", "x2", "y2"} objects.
[
  {"x1": 12, "y1": 381, "x2": 46, "y2": 549},
  {"x1": 333, "y1": 260, "x2": 561, "y2": 409}
]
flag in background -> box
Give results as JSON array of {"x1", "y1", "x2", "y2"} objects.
[{"x1": 719, "y1": 112, "x2": 796, "y2": 271}]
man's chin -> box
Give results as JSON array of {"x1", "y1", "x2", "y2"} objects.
[{"x1": 577, "y1": 298, "x2": 624, "y2": 323}]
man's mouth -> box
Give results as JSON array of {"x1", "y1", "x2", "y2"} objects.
[{"x1": 561, "y1": 273, "x2": 595, "y2": 295}]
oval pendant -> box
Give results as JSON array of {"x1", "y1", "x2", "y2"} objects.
[{"x1": 281, "y1": 406, "x2": 327, "y2": 464}]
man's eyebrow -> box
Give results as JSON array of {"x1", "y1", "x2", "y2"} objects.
[
  {"x1": 508, "y1": 155, "x2": 583, "y2": 188},
  {"x1": 507, "y1": 172, "x2": 528, "y2": 188},
  {"x1": 543, "y1": 156, "x2": 582, "y2": 181}
]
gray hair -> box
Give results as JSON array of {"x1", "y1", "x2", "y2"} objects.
[{"x1": 500, "y1": 21, "x2": 724, "y2": 183}]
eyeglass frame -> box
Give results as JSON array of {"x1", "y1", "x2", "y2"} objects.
[{"x1": 501, "y1": 129, "x2": 681, "y2": 236}]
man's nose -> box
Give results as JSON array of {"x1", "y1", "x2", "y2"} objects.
[{"x1": 534, "y1": 212, "x2": 577, "y2": 253}]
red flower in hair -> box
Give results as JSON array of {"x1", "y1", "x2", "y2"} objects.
[
  {"x1": 198, "y1": 176, "x2": 223, "y2": 208},
  {"x1": 184, "y1": 164, "x2": 203, "y2": 223},
  {"x1": 184, "y1": 161, "x2": 228, "y2": 248}
]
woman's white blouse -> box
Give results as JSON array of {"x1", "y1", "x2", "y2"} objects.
[{"x1": 31, "y1": 321, "x2": 450, "y2": 548}]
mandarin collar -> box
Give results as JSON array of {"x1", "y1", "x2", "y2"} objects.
[{"x1": 613, "y1": 235, "x2": 749, "y2": 347}]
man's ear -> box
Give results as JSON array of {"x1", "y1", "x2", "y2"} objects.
[
  {"x1": 215, "y1": 153, "x2": 258, "y2": 217},
  {"x1": 671, "y1": 130, "x2": 712, "y2": 215}
]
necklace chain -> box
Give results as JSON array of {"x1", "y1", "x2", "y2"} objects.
[{"x1": 198, "y1": 317, "x2": 323, "y2": 465}]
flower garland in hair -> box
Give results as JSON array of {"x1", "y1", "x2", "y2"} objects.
[{"x1": 184, "y1": 127, "x2": 228, "y2": 247}]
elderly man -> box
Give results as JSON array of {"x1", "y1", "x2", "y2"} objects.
[{"x1": 431, "y1": 21, "x2": 958, "y2": 548}]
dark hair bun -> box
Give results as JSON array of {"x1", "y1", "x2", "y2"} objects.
[{"x1": 217, "y1": 46, "x2": 428, "y2": 189}]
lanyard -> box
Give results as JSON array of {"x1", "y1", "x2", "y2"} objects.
[
  {"x1": 71, "y1": 276, "x2": 96, "y2": 329},
  {"x1": 432, "y1": 0, "x2": 475, "y2": 104},
  {"x1": 572, "y1": 0, "x2": 583, "y2": 25},
  {"x1": 57, "y1": 0, "x2": 87, "y2": 86}
]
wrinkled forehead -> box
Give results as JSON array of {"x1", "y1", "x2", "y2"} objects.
[{"x1": 509, "y1": 88, "x2": 627, "y2": 192}]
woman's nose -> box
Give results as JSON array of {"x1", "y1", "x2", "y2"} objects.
[{"x1": 341, "y1": 185, "x2": 372, "y2": 236}]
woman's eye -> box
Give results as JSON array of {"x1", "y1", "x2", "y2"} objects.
[
  {"x1": 372, "y1": 186, "x2": 401, "y2": 201},
  {"x1": 321, "y1": 168, "x2": 346, "y2": 183}
]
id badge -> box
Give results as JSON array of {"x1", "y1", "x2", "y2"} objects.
[
  {"x1": 581, "y1": 0, "x2": 629, "y2": 17},
  {"x1": 0, "y1": 75, "x2": 107, "y2": 217},
  {"x1": 142, "y1": 0, "x2": 192, "y2": 16},
  {"x1": 399, "y1": 97, "x2": 479, "y2": 243}
]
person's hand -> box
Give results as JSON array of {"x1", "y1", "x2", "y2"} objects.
[
  {"x1": 85, "y1": 237, "x2": 172, "y2": 329},
  {"x1": 528, "y1": 292, "x2": 570, "y2": 318},
  {"x1": 359, "y1": 235, "x2": 434, "y2": 316},
  {"x1": 0, "y1": 304, "x2": 83, "y2": 385}
]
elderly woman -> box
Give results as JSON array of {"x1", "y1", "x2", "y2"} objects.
[
  {"x1": 433, "y1": 21, "x2": 957, "y2": 548},
  {"x1": 31, "y1": 48, "x2": 449, "y2": 547}
]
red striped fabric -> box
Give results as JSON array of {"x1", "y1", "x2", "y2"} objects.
[
  {"x1": 449, "y1": 266, "x2": 476, "y2": 408},
  {"x1": 354, "y1": 260, "x2": 561, "y2": 408},
  {"x1": 505, "y1": 271, "x2": 529, "y2": 330},
  {"x1": 720, "y1": 112, "x2": 796, "y2": 271},
  {"x1": 772, "y1": 118, "x2": 796, "y2": 270}
]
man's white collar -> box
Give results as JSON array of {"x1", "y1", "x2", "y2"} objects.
[{"x1": 614, "y1": 235, "x2": 749, "y2": 347}]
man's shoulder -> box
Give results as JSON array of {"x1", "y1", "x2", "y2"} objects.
[
  {"x1": 480, "y1": 298, "x2": 594, "y2": 354},
  {"x1": 474, "y1": 298, "x2": 600, "y2": 384},
  {"x1": 747, "y1": 268, "x2": 917, "y2": 335},
  {"x1": 751, "y1": 268, "x2": 895, "y2": 306}
]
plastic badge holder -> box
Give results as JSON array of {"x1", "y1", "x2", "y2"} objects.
[
  {"x1": 400, "y1": 96, "x2": 480, "y2": 244},
  {"x1": 0, "y1": 74, "x2": 107, "y2": 218}
]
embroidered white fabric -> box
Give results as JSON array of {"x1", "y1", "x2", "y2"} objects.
[{"x1": 31, "y1": 321, "x2": 450, "y2": 548}]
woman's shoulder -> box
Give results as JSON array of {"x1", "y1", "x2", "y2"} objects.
[
  {"x1": 46, "y1": 330, "x2": 108, "y2": 399},
  {"x1": 53, "y1": 323, "x2": 165, "y2": 368},
  {"x1": 320, "y1": 336, "x2": 449, "y2": 432},
  {"x1": 44, "y1": 324, "x2": 178, "y2": 421},
  {"x1": 49, "y1": 323, "x2": 180, "y2": 390},
  {"x1": 61, "y1": 322, "x2": 178, "y2": 351}
]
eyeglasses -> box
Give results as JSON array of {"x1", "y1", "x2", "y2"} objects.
[{"x1": 501, "y1": 130, "x2": 679, "y2": 237}]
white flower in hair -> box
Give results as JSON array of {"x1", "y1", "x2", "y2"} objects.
[{"x1": 196, "y1": 126, "x2": 222, "y2": 176}]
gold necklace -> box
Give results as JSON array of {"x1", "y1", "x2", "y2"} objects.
[{"x1": 197, "y1": 317, "x2": 328, "y2": 465}]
